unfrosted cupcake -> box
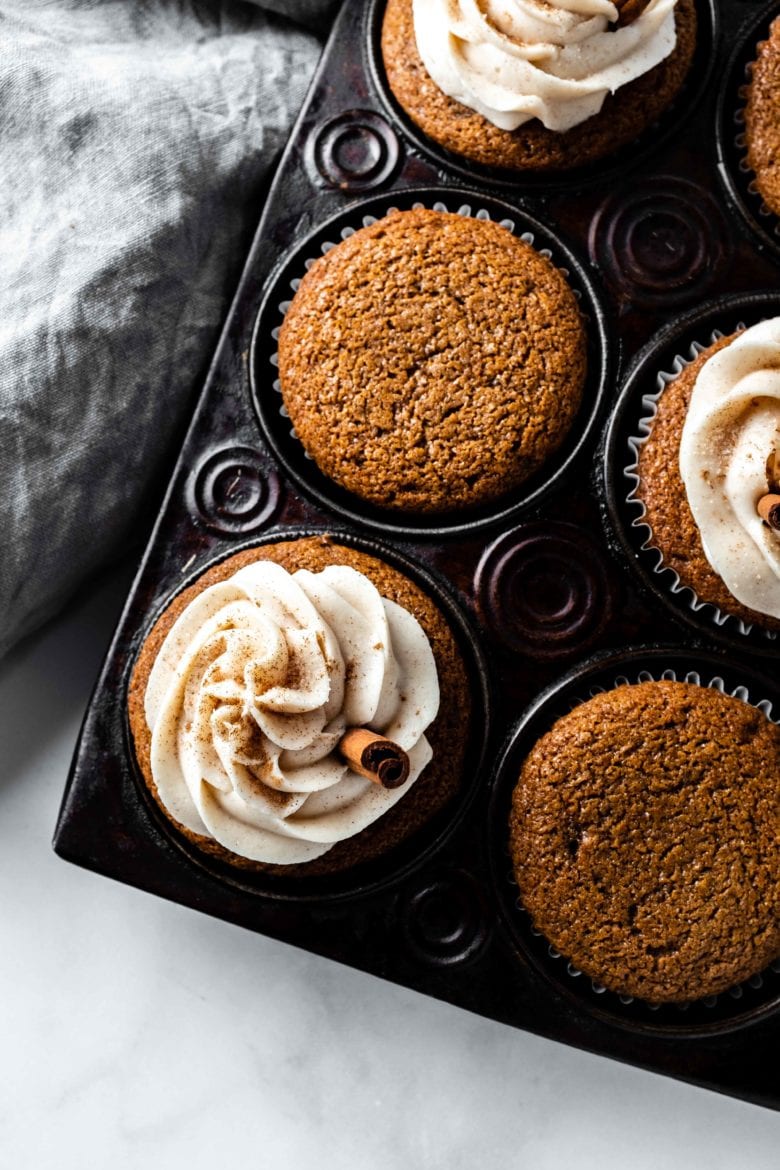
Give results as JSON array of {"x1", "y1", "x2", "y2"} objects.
[
  {"x1": 277, "y1": 208, "x2": 587, "y2": 514},
  {"x1": 128, "y1": 536, "x2": 471, "y2": 876},
  {"x1": 509, "y1": 679, "x2": 780, "y2": 1004},
  {"x1": 745, "y1": 15, "x2": 780, "y2": 218},
  {"x1": 381, "y1": 0, "x2": 697, "y2": 172},
  {"x1": 635, "y1": 318, "x2": 780, "y2": 633}
]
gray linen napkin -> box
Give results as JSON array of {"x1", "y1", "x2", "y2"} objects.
[{"x1": 0, "y1": 0, "x2": 327, "y2": 657}]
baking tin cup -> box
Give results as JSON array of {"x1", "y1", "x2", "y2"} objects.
[
  {"x1": 716, "y1": 0, "x2": 780, "y2": 260},
  {"x1": 250, "y1": 186, "x2": 612, "y2": 540},
  {"x1": 488, "y1": 646, "x2": 780, "y2": 1037},
  {"x1": 603, "y1": 291, "x2": 780, "y2": 655},
  {"x1": 123, "y1": 527, "x2": 491, "y2": 905},
  {"x1": 366, "y1": 0, "x2": 719, "y2": 194}
]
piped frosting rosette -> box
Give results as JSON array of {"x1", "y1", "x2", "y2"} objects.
[
  {"x1": 679, "y1": 318, "x2": 780, "y2": 621},
  {"x1": 623, "y1": 317, "x2": 780, "y2": 638},
  {"x1": 144, "y1": 561, "x2": 440, "y2": 865},
  {"x1": 412, "y1": 0, "x2": 677, "y2": 133}
]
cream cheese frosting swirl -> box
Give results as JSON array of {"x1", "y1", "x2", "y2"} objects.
[
  {"x1": 679, "y1": 319, "x2": 780, "y2": 621},
  {"x1": 144, "y1": 561, "x2": 440, "y2": 864},
  {"x1": 412, "y1": 0, "x2": 677, "y2": 133}
]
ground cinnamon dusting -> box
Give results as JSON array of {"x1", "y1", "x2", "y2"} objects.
[{"x1": 380, "y1": 0, "x2": 697, "y2": 172}]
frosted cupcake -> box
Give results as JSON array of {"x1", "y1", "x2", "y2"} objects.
[
  {"x1": 128, "y1": 536, "x2": 471, "y2": 876},
  {"x1": 635, "y1": 318, "x2": 780, "y2": 633},
  {"x1": 381, "y1": 0, "x2": 698, "y2": 172}
]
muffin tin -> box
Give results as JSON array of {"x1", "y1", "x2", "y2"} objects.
[{"x1": 54, "y1": 0, "x2": 780, "y2": 1111}]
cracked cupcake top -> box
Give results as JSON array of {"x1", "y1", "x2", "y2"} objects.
[
  {"x1": 277, "y1": 208, "x2": 586, "y2": 514},
  {"x1": 510, "y1": 680, "x2": 780, "y2": 1003}
]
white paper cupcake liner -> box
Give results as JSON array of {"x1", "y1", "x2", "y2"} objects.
[
  {"x1": 513, "y1": 666, "x2": 780, "y2": 1014},
  {"x1": 622, "y1": 327, "x2": 778, "y2": 643}
]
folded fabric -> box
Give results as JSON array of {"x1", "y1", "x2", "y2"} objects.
[{"x1": 0, "y1": 0, "x2": 325, "y2": 658}]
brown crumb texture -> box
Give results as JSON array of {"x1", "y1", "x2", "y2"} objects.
[
  {"x1": 277, "y1": 208, "x2": 586, "y2": 514},
  {"x1": 380, "y1": 0, "x2": 697, "y2": 173},
  {"x1": 128, "y1": 536, "x2": 472, "y2": 878},
  {"x1": 509, "y1": 681, "x2": 780, "y2": 1004},
  {"x1": 636, "y1": 332, "x2": 780, "y2": 633},
  {"x1": 746, "y1": 16, "x2": 780, "y2": 218}
]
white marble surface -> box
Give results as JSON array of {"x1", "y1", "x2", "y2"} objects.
[{"x1": 1, "y1": 563, "x2": 779, "y2": 1169}]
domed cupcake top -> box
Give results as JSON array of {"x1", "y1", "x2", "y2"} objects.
[
  {"x1": 510, "y1": 679, "x2": 780, "y2": 1003},
  {"x1": 277, "y1": 208, "x2": 586, "y2": 514}
]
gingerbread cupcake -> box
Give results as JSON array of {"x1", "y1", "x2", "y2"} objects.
[
  {"x1": 745, "y1": 14, "x2": 780, "y2": 218},
  {"x1": 634, "y1": 318, "x2": 780, "y2": 633},
  {"x1": 381, "y1": 0, "x2": 697, "y2": 173},
  {"x1": 277, "y1": 208, "x2": 587, "y2": 514},
  {"x1": 128, "y1": 536, "x2": 472, "y2": 877},
  {"x1": 509, "y1": 679, "x2": 780, "y2": 1004}
]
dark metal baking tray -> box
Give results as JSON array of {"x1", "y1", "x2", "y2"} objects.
[{"x1": 54, "y1": 0, "x2": 780, "y2": 1111}]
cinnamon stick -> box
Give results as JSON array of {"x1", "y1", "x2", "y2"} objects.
[
  {"x1": 757, "y1": 493, "x2": 780, "y2": 531},
  {"x1": 338, "y1": 728, "x2": 410, "y2": 789},
  {"x1": 612, "y1": 0, "x2": 652, "y2": 27},
  {"x1": 767, "y1": 450, "x2": 780, "y2": 493}
]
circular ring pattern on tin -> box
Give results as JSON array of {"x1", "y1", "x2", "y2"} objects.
[
  {"x1": 191, "y1": 446, "x2": 280, "y2": 535},
  {"x1": 475, "y1": 523, "x2": 613, "y2": 658},
  {"x1": 399, "y1": 871, "x2": 489, "y2": 965},
  {"x1": 307, "y1": 110, "x2": 400, "y2": 191},
  {"x1": 588, "y1": 178, "x2": 728, "y2": 307}
]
